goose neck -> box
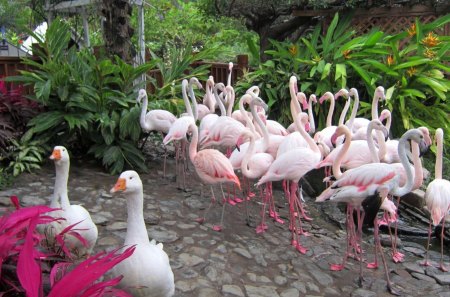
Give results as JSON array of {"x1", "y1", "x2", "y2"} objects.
[{"x1": 125, "y1": 190, "x2": 149, "y2": 245}]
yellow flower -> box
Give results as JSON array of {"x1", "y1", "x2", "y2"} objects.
[
  {"x1": 421, "y1": 32, "x2": 440, "y2": 47},
  {"x1": 342, "y1": 50, "x2": 351, "y2": 59},
  {"x1": 424, "y1": 48, "x2": 436, "y2": 59},
  {"x1": 387, "y1": 55, "x2": 394, "y2": 66},
  {"x1": 289, "y1": 45, "x2": 298, "y2": 56},
  {"x1": 407, "y1": 23, "x2": 416, "y2": 37},
  {"x1": 407, "y1": 67, "x2": 417, "y2": 77}
]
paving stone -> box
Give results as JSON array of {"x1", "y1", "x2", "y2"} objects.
[
  {"x1": 222, "y1": 285, "x2": 244, "y2": 297},
  {"x1": 244, "y1": 285, "x2": 280, "y2": 297}
]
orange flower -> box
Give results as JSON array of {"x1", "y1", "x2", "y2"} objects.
[
  {"x1": 407, "y1": 67, "x2": 417, "y2": 77},
  {"x1": 421, "y1": 32, "x2": 440, "y2": 47},
  {"x1": 424, "y1": 48, "x2": 436, "y2": 59},
  {"x1": 407, "y1": 23, "x2": 416, "y2": 37},
  {"x1": 289, "y1": 45, "x2": 298, "y2": 56},
  {"x1": 387, "y1": 55, "x2": 394, "y2": 66},
  {"x1": 342, "y1": 50, "x2": 351, "y2": 59}
]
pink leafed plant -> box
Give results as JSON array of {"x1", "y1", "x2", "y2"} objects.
[{"x1": 0, "y1": 196, "x2": 134, "y2": 296}]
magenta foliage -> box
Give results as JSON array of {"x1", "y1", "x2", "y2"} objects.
[
  {"x1": 54, "y1": 221, "x2": 89, "y2": 258},
  {"x1": 48, "y1": 246, "x2": 136, "y2": 297},
  {"x1": 17, "y1": 216, "x2": 42, "y2": 297}
]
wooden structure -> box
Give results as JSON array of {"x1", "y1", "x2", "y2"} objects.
[{"x1": 293, "y1": 4, "x2": 450, "y2": 36}]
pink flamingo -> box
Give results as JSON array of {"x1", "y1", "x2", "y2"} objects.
[
  {"x1": 422, "y1": 128, "x2": 450, "y2": 271},
  {"x1": 257, "y1": 112, "x2": 323, "y2": 254},
  {"x1": 137, "y1": 89, "x2": 177, "y2": 176},
  {"x1": 314, "y1": 91, "x2": 338, "y2": 150},
  {"x1": 316, "y1": 128, "x2": 425, "y2": 294},
  {"x1": 185, "y1": 117, "x2": 241, "y2": 231},
  {"x1": 237, "y1": 128, "x2": 274, "y2": 233}
]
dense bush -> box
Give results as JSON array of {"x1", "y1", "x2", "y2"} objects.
[
  {"x1": 7, "y1": 19, "x2": 150, "y2": 174},
  {"x1": 236, "y1": 13, "x2": 449, "y2": 145}
]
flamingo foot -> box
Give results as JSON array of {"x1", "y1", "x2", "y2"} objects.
[
  {"x1": 295, "y1": 243, "x2": 307, "y2": 254},
  {"x1": 255, "y1": 223, "x2": 268, "y2": 234},
  {"x1": 233, "y1": 197, "x2": 244, "y2": 203},
  {"x1": 392, "y1": 251, "x2": 404, "y2": 263},
  {"x1": 420, "y1": 260, "x2": 432, "y2": 267},
  {"x1": 367, "y1": 262, "x2": 378, "y2": 269},
  {"x1": 440, "y1": 264, "x2": 448, "y2": 272},
  {"x1": 330, "y1": 263, "x2": 345, "y2": 271},
  {"x1": 247, "y1": 192, "x2": 256, "y2": 198},
  {"x1": 212, "y1": 225, "x2": 222, "y2": 231},
  {"x1": 299, "y1": 230, "x2": 311, "y2": 236},
  {"x1": 227, "y1": 199, "x2": 237, "y2": 206},
  {"x1": 301, "y1": 213, "x2": 313, "y2": 222},
  {"x1": 273, "y1": 215, "x2": 285, "y2": 224},
  {"x1": 195, "y1": 217, "x2": 205, "y2": 224}
]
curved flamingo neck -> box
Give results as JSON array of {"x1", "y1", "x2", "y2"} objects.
[
  {"x1": 435, "y1": 128, "x2": 444, "y2": 179},
  {"x1": 391, "y1": 129, "x2": 417, "y2": 197},
  {"x1": 188, "y1": 80, "x2": 199, "y2": 120},
  {"x1": 125, "y1": 189, "x2": 149, "y2": 245},
  {"x1": 332, "y1": 126, "x2": 352, "y2": 179},
  {"x1": 241, "y1": 131, "x2": 255, "y2": 177},
  {"x1": 206, "y1": 80, "x2": 215, "y2": 112},
  {"x1": 308, "y1": 95, "x2": 316, "y2": 134},
  {"x1": 139, "y1": 93, "x2": 151, "y2": 131},
  {"x1": 225, "y1": 86, "x2": 235, "y2": 117},
  {"x1": 371, "y1": 89, "x2": 383, "y2": 120},
  {"x1": 347, "y1": 88, "x2": 359, "y2": 129},
  {"x1": 182, "y1": 80, "x2": 194, "y2": 118},
  {"x1": 338, "y1": 95, "x2": 352, "y2": 126},
  {"x1": 323, "y1": 93, "x2": 335, "y2": 127},
  {"x1": 240, "y1": 94, "x2": 255, "y2": 133},
  {"x1": 289, "y1": 77, "x2": 301, "y2": 121},
  {"x1": 214, "y1": 84, "x2": 226, "y2": 116},
  {"x1": 295, "y1": 112, "x2": 320, "y2": 154},
  {"x1": 188, "y1": 122, "x2": 199, "y2": 163},
  {"x1": 411, "y1": 141, "x2": 424, "y2": 189},
  {"x1": 251, "y1": 100, "x2": 270, "y2": 152},
  {"x1": 366, "y1": 121, "x2": 381, "y2": 163}
]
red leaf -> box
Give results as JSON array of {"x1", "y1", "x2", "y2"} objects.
[
  {"x1": 10, "y1": 196, "x2": 20, "y2": 210},
  {"x1": 16, "y1": 216, "x2": 42, "y2": 297},
  {"x1": 49, "y1": 262, "x2": 72, "y2": 287},
  {"x1": 48, "y1": 246, "x2": 135, "y2": 297}
]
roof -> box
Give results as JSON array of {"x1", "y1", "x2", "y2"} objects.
[{"x1": 0, "y1": 40, "x2": 29, "y2": 57}]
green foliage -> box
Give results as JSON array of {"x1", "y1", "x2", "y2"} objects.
[
  {"x1": 5, "y1": 137, "x2": 47, "y2": 176},
  {"x1": 146, "y1": 42, "x2": 224, "y2": 115},
  {"x1": 6, "y1": 19, "x2": 151, "y2": 174},
  {"x1": 136, "y1": 0, "x2": 254, "y2": 62},
  {"x1": 0, "y1": 167, "x2": 12, "y2": 190},
  {"x1": 236, "y1": 13, "x2": 449, "y2": 144}
]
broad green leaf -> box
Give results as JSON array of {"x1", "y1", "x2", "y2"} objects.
[
  {"x1": 321, "y1": 63, "x2": 332, "y2": 80},
  {"x1": 393, "y1": 58, "x2": 430, "y2": 70},
  {"x1": 386, "y1": 86, "x2": 395, "y2": 100}
]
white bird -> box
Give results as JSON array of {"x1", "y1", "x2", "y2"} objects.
[
  {"x1": 49, "y1": 146, "x2": 98, "y2": 258},
  {"x1": 110, "y1": 170, "x2": 175, "y2": 297}
]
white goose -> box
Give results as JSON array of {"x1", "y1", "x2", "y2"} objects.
[
  {"x1": 110, "y1": 170, "x2": 175, "y2": 297},
  {"x1": 49, "y1": 146, "x2": 98, "y2": 258}
]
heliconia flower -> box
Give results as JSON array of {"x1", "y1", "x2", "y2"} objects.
[
  {"x1": 421, "y1": 32, "x2": 440, "y2": 47},
  {"x1": 47, "y1": 246, "x2": 136, "y2": 297},
  {"x1": 289, "y1": 45, "x2": 298, "y2": 56},
  {"x1": 342, "y1": 50, "x2": 351, "y2": 59},
  {"x1": 407, "y1": 67, "x2": 417, "y2": 77},
  {"x1": 407, "y1": 23, "x2": 416, "y2": 37},
  {"x1": 387, "y1": 55, "x2": 394, "y2": 66},
  {"x1": 424, "y1": 48, "x2": 437, "y2": 59}
]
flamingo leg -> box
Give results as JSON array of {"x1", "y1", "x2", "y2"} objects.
[
  {"x1": 331, "y1": 204, "x2": 352, "y2": 271},
  {"x1": 421, "y1": 219, "x2": 433, "y2": 267},
  {"x1": 213, "y1": 184, "x2": 227, "y2": 231},
  {"x1": 390, "y1": 196, "x2": 404, "y2": 263},
  {"x1": 256, "y1": 186, "x2": 269, "y2": 234},
  {"x1": 375, "y1": 222, "x2": 400, "y2": 296},
  {"x1": 439, "y1": 219, "x2": 448, "y2": 272},
  {"x1": 357, "y1": 209, "x2": 365, "y2": 287},
  {"x1": 196, "y1": 186, "x2": 216, "y2": 224},
  {"x1": 367, "y1": 217, "x2": 380, "y2": 269},
  {"x1": 297, "y1": 185, "x2": 312, "y2": 221},
  {"x1": 289, "y1": 181, "x2": 307, "y2": 254}
]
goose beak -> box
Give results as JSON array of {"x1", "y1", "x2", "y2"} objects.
[
  {"x1": 50, "y1": 149, "x2": 61, "y2": 160},
  {"x1": 111, "y1": 178, "x2": 126, "y2": 193}
]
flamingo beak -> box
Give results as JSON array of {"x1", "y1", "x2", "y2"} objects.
[
  {"x1": 111, "y1": 178, "x2": 126, "y2": 193},
  {"x1": 50, "y1": 149, "x2": 61, "y2": 160}
]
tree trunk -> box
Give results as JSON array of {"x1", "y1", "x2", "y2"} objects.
[{"x1": 101, "y1": 0, "x2": 134, "y2": 62}]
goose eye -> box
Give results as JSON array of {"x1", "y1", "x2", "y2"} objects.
[{"x1": 129, "y1": 177, "x2": 133, "y2": 180}]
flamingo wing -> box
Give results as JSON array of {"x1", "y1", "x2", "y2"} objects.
[{"x1": 194, "y1": 149, "x2": 240, "y2": 187}]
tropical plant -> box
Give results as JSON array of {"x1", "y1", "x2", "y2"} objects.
[
  {"x1": 7, "y1": 18, "x2": 151, "y2": 174},
  {"x1": 5, "y1": 137, "x2": 48, "y2": 176},
  {"x1": 0, "y1": 196, "x2": 134, "y2": 296},
  {"x1": 146, "y1": 42, "x2": 224, "y2": 115}
]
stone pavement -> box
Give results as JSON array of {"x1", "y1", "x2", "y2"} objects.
[{"x1": 1, "y1": 153, "x2": 449, "y2": 297}]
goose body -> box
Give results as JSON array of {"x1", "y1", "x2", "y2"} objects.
[{"x1": 110, "y1": 170, "x2": 175, "y2": 297}]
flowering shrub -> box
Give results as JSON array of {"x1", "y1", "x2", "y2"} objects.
[{"x1": 0, "y1": 196, "x2": 134, "y2": 296}]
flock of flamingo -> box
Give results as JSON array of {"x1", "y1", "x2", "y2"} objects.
[{"x1": 40, "y1": 63, "x2": 449, "y2": 296}]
